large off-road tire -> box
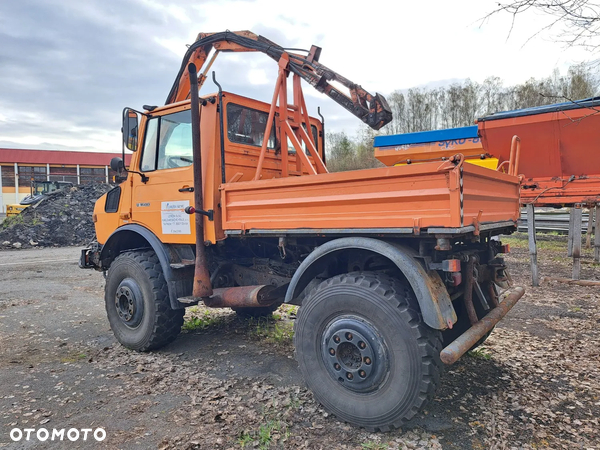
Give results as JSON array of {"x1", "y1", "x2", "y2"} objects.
[
  {"x1": 105, "y1": 250, "x2": 184, "y2": 351},
  {"x1": 294, "y1": 272, "x2": 443, "y2": 431}
]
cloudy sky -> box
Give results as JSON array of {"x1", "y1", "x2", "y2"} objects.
[{"x1": 0, "y1": 0, "x2": 593, "y2": 153}]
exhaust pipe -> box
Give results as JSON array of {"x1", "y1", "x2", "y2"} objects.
[
  {"x1": 188, "y1": 62, "x2": 213, "y2": 299},
  {"x1": 203, "y1": 285, "x2": 284, "y2": 309}
]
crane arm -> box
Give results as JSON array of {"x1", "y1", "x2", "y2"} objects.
[{"x1": 165, "y1": 30, "x2": 392, "y2": 130}]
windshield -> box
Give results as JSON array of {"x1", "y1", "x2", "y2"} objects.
[
  {"x1": 34, "y1": 182, "x2": 52, "y2": 194},
  {"x1": 141, "y1": 110, "x2": 193, "y2": 171}
]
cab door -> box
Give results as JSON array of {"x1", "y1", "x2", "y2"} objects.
[{"x1": 131, "y1": 108, "x2": 196, "y2": 244}]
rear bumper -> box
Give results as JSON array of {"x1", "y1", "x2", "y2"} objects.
[{"x1": 440, "y1": 286, "x2": 525, "y2": 364}]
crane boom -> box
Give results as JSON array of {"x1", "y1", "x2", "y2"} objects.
[{"x1": 165, "y1": 30, "x2": 392, "y2": 130}]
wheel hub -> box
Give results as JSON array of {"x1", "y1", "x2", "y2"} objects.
[
  {"x1": 321, "y1": 316, "x2": 389, "y2": 392},
  {"x1": 115, "y1": 279, "x2": 144, "y2": 328}
]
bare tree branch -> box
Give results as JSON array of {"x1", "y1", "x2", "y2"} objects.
[{"x1": 482, "y1": 1, "x2": 600, "y2": 55}]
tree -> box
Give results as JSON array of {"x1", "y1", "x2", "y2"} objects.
[
  {"x1": 326, "y1": 131, "x2": 356, "y2": 172},
  {"x1": 486, "y1": 1, "x2": 600, "y2": 57},
  {"x1": 325, "y1": 129, "x2": 382, "y2": 173}
]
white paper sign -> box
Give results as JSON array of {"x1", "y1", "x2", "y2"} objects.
[{"x1": 161, "y1": 201, "x2": 191, "y2": 235}]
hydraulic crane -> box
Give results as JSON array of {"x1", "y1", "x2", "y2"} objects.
[{"x1": 165, "y1": 30, "x2": 392, "y2": 131}]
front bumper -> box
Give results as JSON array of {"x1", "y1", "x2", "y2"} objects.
[{"x1": 79, "y1": 242, "x2": 102, "y2": 270}]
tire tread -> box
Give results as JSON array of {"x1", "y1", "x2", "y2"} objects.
[
  {"x1": 295, "y1": 271, "x2": 443, "y2": 431},
  {"x1": 106, "y1": 250, "x2": 184, "y2": 351}
]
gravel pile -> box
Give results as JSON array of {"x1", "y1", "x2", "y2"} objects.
[{"x1": 0, "y1": 184, "x2": 112, "y2": 249}]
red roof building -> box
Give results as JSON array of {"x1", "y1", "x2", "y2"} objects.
[{"x1": 0, "y1": 148, "x2": 132, "y2": 212}]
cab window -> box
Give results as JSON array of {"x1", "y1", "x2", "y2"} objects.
[
  {"x1": 226, "y1": 103, "x2": 276, "y2": 149},
  {"x1": 287, "y1": 123, "x2": 319, "y2": 155},
  {"x1": 140, "y1": 110, "x2": 193, "y2": 172}
]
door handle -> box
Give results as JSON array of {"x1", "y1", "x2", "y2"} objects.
[{"x1": 179, "y1": 186, "x2": 194, "y2": 192}]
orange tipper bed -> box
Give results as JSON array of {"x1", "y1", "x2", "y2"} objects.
[{"x1": 220, "y1": 156, "x2": 520, "y2": 235}]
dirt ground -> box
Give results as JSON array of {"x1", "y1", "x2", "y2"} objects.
[{"x1": 0, "y1": 234, "x2": 599, "y2": 449}]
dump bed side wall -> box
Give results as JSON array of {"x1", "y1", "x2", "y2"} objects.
[
  {"x1": 461, "y1": 163, "x2": 521, "y2": 227},
  {"x1": 220, "y1": 161, "x2": 519, "y2": 233}
]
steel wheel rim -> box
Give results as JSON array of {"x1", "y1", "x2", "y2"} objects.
[
  {"x1": 321, "y1": 315, "x2": 389, "y2": 393},
  {"x1": 115, "y1": 278, "x2": 144, "y2": 328}
]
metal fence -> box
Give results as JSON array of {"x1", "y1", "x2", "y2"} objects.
[{"x1": 518, "y1": 209, "x2": 592, "y2": 234}]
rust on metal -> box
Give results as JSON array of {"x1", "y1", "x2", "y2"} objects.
[
  {"x1": 188, "y1": 63, "x2": 213, "y2": 299},
  {"x1": 463, "y1": 257, "x2": 478, "y2": 325},
  {"x1": 166, "y1": 30, "x2": 392, "y2": 130},
  {"x1": 508, "y1": 135, "x2": 521, "y2": 176},
  {"x1": 440, "y1": 286, "x2": 525, "y2": 365},
  {"x1": 486, "y1": 281, "x2": 499, "y2": 308},
  {"x1": 543, "y1": 276, "x2": 600, "y2": 286},
  {"x1": 203, "y1": 285, "x2": 280, "y2": 308}
]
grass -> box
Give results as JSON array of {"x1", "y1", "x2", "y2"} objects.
[
  {"x1": 238, "y1": 432, "x2": 253, "y2": 448},
  {"x1": 182, "y1": 308, "x2": 227, "y2": 332},
  {"x1": 60, "y1": 352, "x2": 87, "y2": 363},
  {"x1": 468, "y1": 348, "x2": 492, "y2": 360},
  {"x1": 182, "y1": 305, "x2": 297, "y2": 345},
  {"x1": 238, "y1": 420, "x2": 289, "y2": 449},
  {"x1": 245, "y1": 315, "x2": 295, "y2": 345},
  {"x1": 502, "y1": 234, "x2": 567, "y2": 252},
  {"x1": 1, "y1": 213, "x2": 25, "y2": 229},
  {"x1": 503, "y1": 232, "x2": 600, "y2": 261}
]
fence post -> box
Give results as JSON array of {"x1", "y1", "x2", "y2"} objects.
[
  {"x1": 585, "y1": 206, "x2": 593, "y2": 249},
  {"x1": 594, "y1": 204, "x2": 600, "y2": 263},
  {"x1": 526, "y1": 203, "x2": 539, "y2": 287},
  {"x1": 567, "y1": 208, "x2": 574, "y2": 257},
  {"x1": 572, "y1": 205, "x2": 582, "y2": 280}
]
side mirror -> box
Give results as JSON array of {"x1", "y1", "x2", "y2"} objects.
[
  {"x1": 122, "y1": 108, "x2": 139, "y2": 152},
  {"x1": 110, "y1": 157, "x2": 124, "y2": 173}
]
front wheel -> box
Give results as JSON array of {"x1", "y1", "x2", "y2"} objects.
[
  {"x1": 294, "y1": 272, "x2": 443, "y2": 431},
  {"x1": 105, "y1": 250, "x2": 184, "y2": 351}
]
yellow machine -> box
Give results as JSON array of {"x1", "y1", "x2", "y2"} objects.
[
  {"x1": 5, "y1": 180, "x2": 73, "y2": 217},
  {"x1": 6, "y1": 204, "x2": 29, "y2": 217}
]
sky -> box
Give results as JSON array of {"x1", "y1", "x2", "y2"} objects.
[{"x1": 0, "y1": 0, "x2": 595, "y2": 153}]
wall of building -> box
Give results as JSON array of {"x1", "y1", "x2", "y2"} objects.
[{"x1": 0, "y1": 163, "x2": 118, "y2": 213}]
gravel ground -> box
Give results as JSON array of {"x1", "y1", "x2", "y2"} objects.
[{"x1": 0, "y1": 234, "x2": 598, "y2": 449}]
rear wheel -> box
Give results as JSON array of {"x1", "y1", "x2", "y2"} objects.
[
  {"x1": 105, "y1": 250, "x2": 184, "y2": 351},
  {"x1": 294, "y1": 272, "x2": 442, "y2": 431}
]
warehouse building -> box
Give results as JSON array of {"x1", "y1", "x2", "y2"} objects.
[{"x1": 0, "y1": 148, "x2": 130, "y2": 212}]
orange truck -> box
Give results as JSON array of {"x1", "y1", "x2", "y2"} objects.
[{"x1": 80, "y1": 31, "x2": 524, "y2": 430}]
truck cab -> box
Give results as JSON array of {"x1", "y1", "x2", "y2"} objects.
[{"x1": 94, "y1": 92, "x2": 324, "y2": 247}]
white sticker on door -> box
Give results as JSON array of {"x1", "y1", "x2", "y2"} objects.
[{"x1": 161, "y1": 201, "x2": 191, "y2": 234}]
